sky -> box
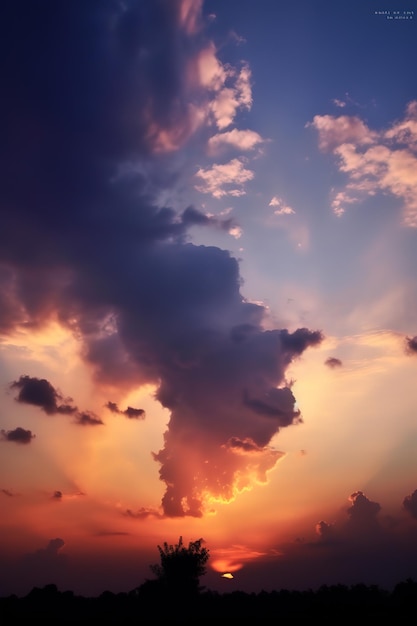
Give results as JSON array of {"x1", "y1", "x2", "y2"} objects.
[{"x1": 1, "y1": 0, "x2": 417, "y2": 597}]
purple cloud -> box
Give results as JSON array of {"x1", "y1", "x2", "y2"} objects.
[{"x1": 0, "y1": 0, "x2": 323, "y2": 517}]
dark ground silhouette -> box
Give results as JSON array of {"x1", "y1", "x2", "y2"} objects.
[{"x1": 1, "y1": 578, "x2": 416, "y2": 624}]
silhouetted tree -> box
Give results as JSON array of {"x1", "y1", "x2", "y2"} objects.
[{"x1": 150, "y1": 536, "x2": 209, "y2": 599}]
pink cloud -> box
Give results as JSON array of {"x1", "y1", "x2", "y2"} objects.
[
  {"x1": 209, "y1": 64, "x2": 252, "y2": 130},
  {"x1": 179, "y1": 0, "x2": 203, "y2": 35},
  {"x1": 142, "y1": 8, "x2": 255, "y2": 152},
  {"x1": 330, "y1": 190, "x2": 358, "y2": 217},
  {"x1": 310, "y1": 102, "x2": 417, "y2": 225},
  {"x1": 269, "y1": 196, "x2": 296, "y2": 215},
  {"x1": 195, "y1": 158, "x2": 254, "y2": 198},
  {"x1": 307, "y1": 114, "x2": 377, "y2": 150},
  {"x1": 385, "y1": 100, "x2": 417, "y2": 147},
  {"x1": 208, "y1": 129, "x2": 264, "y2": 155},
  {"x1": 195, "y1": 42, "x2": 229, "y2": 90}
]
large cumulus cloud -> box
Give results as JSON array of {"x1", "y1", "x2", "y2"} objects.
[{"x1": 0, "y1": 0, "x2": 323, "y2": 516}]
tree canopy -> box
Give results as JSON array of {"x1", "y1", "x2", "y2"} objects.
[{"x1": 150, "y1": 536, "x2": 209, "y2": 597}]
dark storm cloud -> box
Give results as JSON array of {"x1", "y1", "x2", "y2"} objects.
[
  {"x1": 403, "y1": 489, "x2": 417, "y2": 519},
  {"x1": 405, "y1": 336, "x2": 417, "y2": 354},
  {"x1": 0, "y1": 0, "x2": 323, "y2": 516},
  {"x1": 10, "y1": 376, "x2": 77, "y2": 415},
  {"x1": 105, "y1": 401, "x2": 145, "y2": 419},
  {"x1": 325, "y1": 357, "x2": 342, "y2": 368},
  {"x1": 1, "y1": 427, "x2": 35, "y2": 444}
]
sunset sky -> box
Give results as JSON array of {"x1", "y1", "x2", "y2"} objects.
[{"x1": 1, "y1": 0, "x2": 417, "y2": 597}]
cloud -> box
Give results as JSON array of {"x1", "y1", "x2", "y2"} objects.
[
  {"x1": 208, "y1": 62, "x2": 253, "y2": 130},
  {"x1": 106, "y1": 401, "x2": 145, "y2": 419},
  {"x1": 211, "y1": 545, "x2": 268, "y2": 573},
  {"x1": 346, "y1": 491, "x2": 382, "y2": 538},
  {"x1": 10, "y1": 375, "x2": 104, "y2": 426},
  {"x1": 403, "y1": 489, "x2": 417, "y2": 519},
  {"x1": 0, "y1": 0, "x2": 323, "y2": 517},
  {"x1": 106, "y1": 401, "x2": 120, "y2": 414},
  {"x1": 21, "y1": 538, "x2": 68, "y2": 585},
  {"x1": 0, "y1": 427, "x2": 35, "y2": 444},
  {"x1": 308, "y1": 102, "x2": 417, "y2": 225},
  {"x1": 315, "y1": 520, "x2": 335, "y2": 543},
  {"x1": 1, "y1": 488, "x2": 15, "y2": 496},
  {"x1": 75, "y1": 412, "x2": 104, "y2": 427},
  {"x1": 325, "y1": 357, "x2": 342, "y2": 368},
  {"x1": 385, "y1": 101, "x2": 417, "y2": 147},
  {"x1": 269, "y1": 196, "x2": 296, "y2": 215},
  {"x1": 124, "y1": 507, "x2": 163, "y2": 520},
  {"x1": 330, "y1": 190, "x2": 359, "y2": 217},
  {"x1": 208, "y1": 129, "x2": 264, "y2": 155},
  {"x1": 124, "y1": 407, "x2": 146, "y2": 419},
  {"x1": 307, "y1": 114, "x2": 377, "y2": 150},
  {"x1": 195, "y1": 158, "x2": 254, "y2": 198},
  {"x1": 10, "y1": 376, "x2": 77, "y2": 415},
  {"x1": 313, "y1": 491, "x2": 384, "y2": 548},
  {"x1": 405, "y1": 335, "x2": 417, "y2": 354},
  {"x1": 153, "y1": 326, "x2": 322, "y2": 516}
]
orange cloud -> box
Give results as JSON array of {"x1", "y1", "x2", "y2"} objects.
[{"x1": 211, "y1": 544, "x2": 270, "y2": 573}]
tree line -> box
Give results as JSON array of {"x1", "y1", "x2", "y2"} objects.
[{"x1": 1, "y1": 537, "x2": 416, "y2": 623}]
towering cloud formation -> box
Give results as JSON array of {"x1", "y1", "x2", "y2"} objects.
[{"x1": 0, "y1": 0, "x2": 322, "y2": 516}]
